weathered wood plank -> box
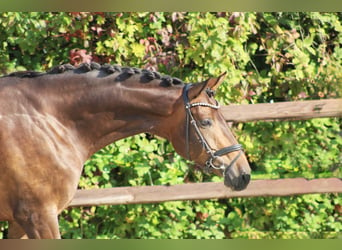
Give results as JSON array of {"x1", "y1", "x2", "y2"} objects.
[
  {"x1": 221, "y1": 99, "x2": 342, "y2": 122},
  {"x1": 69, "y1": 178, "x2": 342, "y2": 207}
]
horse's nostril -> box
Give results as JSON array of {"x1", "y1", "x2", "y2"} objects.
[
  {"x1": 231, "y1": 173, "x2": 250, "y2": 191},
  {"x1": 242, "y1": 173, "x2": 251, "y2": 183},
  {"x1": 223, "y1": 170, "x2": 251, "y2": 191}
]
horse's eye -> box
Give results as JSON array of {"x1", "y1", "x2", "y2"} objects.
[{"x1": 200, "y1": 119, "x2": 213, "y2": 128}]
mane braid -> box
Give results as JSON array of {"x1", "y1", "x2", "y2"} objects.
[
  {"x1": 3, "y1": 62, "x2": 185, "y2": 87},
  {"x1": 47, "y1": 64, "x2": 75, "y2": 74},
  {"x1": 5, "y1": 71, "x2": 45, "y2": 78}
]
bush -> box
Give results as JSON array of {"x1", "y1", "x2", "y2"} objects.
[{"x1": 0, "y1": 12, "x2": 341, "y2": 239}]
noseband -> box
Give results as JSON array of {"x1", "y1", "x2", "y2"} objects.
[{"x1": 182, "y1": 84, "x2": 243, "y2": 174}]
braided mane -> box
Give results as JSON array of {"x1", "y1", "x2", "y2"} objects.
[{"x1": 4, "y1": 62, "x2": 184, "y2": 87}]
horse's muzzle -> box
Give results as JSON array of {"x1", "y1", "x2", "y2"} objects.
[{"x1": 224, "y1": 170, "x2": 250, "y2": 191}]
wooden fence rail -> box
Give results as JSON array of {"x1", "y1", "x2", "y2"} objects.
[
  {"x1": 70, "y1": 178, "x2": 342, "y2": 207},
  {"x1": 222, "y1": 98, "x2": 342, "y2": 122},
  {"x1": 70, "y1": 99, "x2": 342, "y2": 207}
]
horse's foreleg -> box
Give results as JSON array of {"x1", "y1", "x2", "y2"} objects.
[
  {"x1": 13, "y1": 205, "x2": 61, "y2": 239},
  {"x1": 8, "y1": 221, "x2": 28, "y2": 239}
]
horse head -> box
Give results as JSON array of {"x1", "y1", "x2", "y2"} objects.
[{"x1": 169, "y1": 73, "x2": 251, "y2": 191}]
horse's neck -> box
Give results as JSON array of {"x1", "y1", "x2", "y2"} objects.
[{"x1": 46, "y1": 73, "x2": 182, "y2": 157}]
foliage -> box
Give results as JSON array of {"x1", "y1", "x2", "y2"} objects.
[{"x1": 0, "y1": 12, "x2": 341, "y2": 239}]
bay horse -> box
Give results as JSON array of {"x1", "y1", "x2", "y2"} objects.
[{"x1": 0, "y1": 63, "x2": 251, "y2": 239}]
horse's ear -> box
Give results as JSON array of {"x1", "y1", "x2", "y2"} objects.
[
  {"x1": 187, "y1": 82, "x2": 207, "y2": 100},
  {"x1": 187, "y1": 72, "x2": 226, "y2": 100},
  {"x1": 206, "y1": 72, "x2": 226, "y2": 91}
]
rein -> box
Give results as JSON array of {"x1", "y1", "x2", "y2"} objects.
[{"x1": 182, "y1": 84, "x2": 243, "y2": 174}]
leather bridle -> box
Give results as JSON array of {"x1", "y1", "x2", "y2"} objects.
[{"x1": 182, "y1": 83, "x2": 243, "y2": 174}]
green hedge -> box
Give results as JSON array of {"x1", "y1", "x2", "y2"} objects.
[{"x1": 0, "y1": 12, "x2": 341, "y2": 239}]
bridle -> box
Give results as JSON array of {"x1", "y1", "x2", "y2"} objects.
[{"x1": 182, "y1": 83, "x2": 243, "y2": 174}]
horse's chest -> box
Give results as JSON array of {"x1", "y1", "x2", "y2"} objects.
[{"x1": 0, "y1": 114, "x2": 87, "y2": 219}]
